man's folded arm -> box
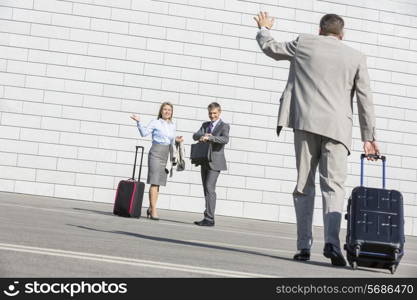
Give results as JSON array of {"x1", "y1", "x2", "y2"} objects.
[
  {"x1": 208, "y1": 125, "x2": 230, "y2": 145},
  {"x1": 193, "y1": 125, "x2": 205, "y2": 141}
]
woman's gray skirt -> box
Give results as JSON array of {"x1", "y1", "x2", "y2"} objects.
[{"x1": 147, "y1": 144, "x2": 170, "y2": 186}]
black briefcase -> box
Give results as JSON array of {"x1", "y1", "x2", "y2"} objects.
[
  {"x1": 344, "y1": 154, "x2": 405, "y2": 274},
  {"x1": 113, "y1": 146, "x2": 145, "y2": 218},
  {"x1": 190, "y1": 142, "x2": 211, "y2": 165}
]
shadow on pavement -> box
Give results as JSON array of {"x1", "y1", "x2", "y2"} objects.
[
  {"x1": 72, "y1": 208, "x2": 192, "y2": 225},
  {"x1": 72, "y1": 207, "x2": 114, "y2": 216},
  {"x1": 156, "y1": 218, "x2": 194, "y2": 225},
  {"x1": 67, "y1": 224, "x2": 386, "y2": 274}
]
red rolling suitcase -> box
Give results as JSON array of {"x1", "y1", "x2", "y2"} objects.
[
  {"x1": 344, "y1": 154, "x2": 405, "y2": 274},
  {"x1": 113, "y1": 146, "x2": 145, "y2": 218}
]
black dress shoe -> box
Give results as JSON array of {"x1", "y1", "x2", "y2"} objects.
[
  {"x1": 293, "y1": 249, "x2": 310, "y2": 261},
  {"x1": 194, "y1": 219, "x2": 215, "y2": 227},
  {"x1": 323, "y1": 243, "x2": 347, "y2": 266}
]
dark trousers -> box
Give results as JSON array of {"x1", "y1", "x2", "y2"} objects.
[{"x1": 201, "y1": 163, "x2": 220, "y2": 221}]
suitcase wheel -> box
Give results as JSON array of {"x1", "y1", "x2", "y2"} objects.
[
  {"x1": 390, "y1": 265, "x2": 396, "y2": 275},
  {"x1": 354, "y1": 245, "x2": 361, "y2": 257},
  {"x1": 393, "y1": 249, "x2": 399, "y2": 261},
  {"x1": 350, "y1": 261, "x2": 358, "y2": 270}
]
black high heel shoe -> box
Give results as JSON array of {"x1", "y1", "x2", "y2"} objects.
[{"x1": 146, "y1": 208, "x2": 159, "y2": 221}]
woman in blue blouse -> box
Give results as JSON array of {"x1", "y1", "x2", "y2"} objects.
[{"x1": 130, "y1": 102, "x2": 183, "y2": 220}]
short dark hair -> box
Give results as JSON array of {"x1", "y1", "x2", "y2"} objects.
[
  {"x1": 320, "y1": 14, "x2": 344, "y2": 36},
  {"x1": 207, "y1": 102, "x2": 221, "y2": 111}
]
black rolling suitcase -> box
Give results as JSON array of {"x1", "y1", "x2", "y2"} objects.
[
  {"x1": 344, "y1": 154, "x2": 405, "y2": 274},
  {"x1": 113, "y1": 146, "x2": 145, "y2": 218}
]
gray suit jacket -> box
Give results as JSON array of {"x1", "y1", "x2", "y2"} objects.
[
  {"x1": 256, "y1": 30, "x2": 376, "y2": 151},
  {"x1": 193, "y1": 120, "x2": 230, "y2": 171}
]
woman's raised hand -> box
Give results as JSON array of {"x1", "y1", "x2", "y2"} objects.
[{"x1": 130, "y1": 114, "x2": 140, "y2": 122}]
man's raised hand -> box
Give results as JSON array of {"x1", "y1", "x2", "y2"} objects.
[{"x1": 254, "y1": 11, "x2": 275, "y2": 29}]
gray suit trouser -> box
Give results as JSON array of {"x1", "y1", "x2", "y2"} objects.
[
  {"x1": 293, "y1": 130, "x2": 348, "y2": 250},
  {"x1": 201, "y1": 163, "x2": 220, "y2": 222}
]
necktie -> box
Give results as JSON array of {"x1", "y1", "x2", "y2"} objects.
[{"x1": 208, "y1": 122, "x2": 213, "y2": 134}]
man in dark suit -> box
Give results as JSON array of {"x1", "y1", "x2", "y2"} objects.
[{"x1": 193, "y1": 102, "x2": 230, "y2": 227}]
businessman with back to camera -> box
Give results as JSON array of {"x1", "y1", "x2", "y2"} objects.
[{"x1": 254, "y1": 12, "x2": 379, "y2": 266}]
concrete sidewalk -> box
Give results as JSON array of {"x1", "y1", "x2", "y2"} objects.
[{"x1": 0, "y1": 191, "x2": 416, "y2": 278}]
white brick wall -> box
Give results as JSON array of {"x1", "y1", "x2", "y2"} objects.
[{"x1": 0, "y1": 0, "x2": 417, "y2": 236}]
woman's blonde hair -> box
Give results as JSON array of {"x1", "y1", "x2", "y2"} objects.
[{"x1": 157, "y1": 102, "x2": 174, "y2": 121}]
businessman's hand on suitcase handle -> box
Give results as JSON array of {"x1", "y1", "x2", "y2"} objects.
[
  {"x1": 363, "y1": 141, "x2": 380, "y2": 161},
  {"x1": 254, "y1": 11, "x2": 275, "y2": 29},
  {"x1": 362, "y1": 154, "x2": 386, "y2": 161}
]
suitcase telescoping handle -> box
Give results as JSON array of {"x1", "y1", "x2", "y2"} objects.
[
  {"x1": 360, "y1": 154, "x2": 386, "y2": 189},
  {"x1": 131, "y1": 146, "x2": 145, "y2": 181}
]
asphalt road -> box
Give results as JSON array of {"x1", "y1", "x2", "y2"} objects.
[{"x1": 0, "y1": 191, "x2": 416, "y2": 278}]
